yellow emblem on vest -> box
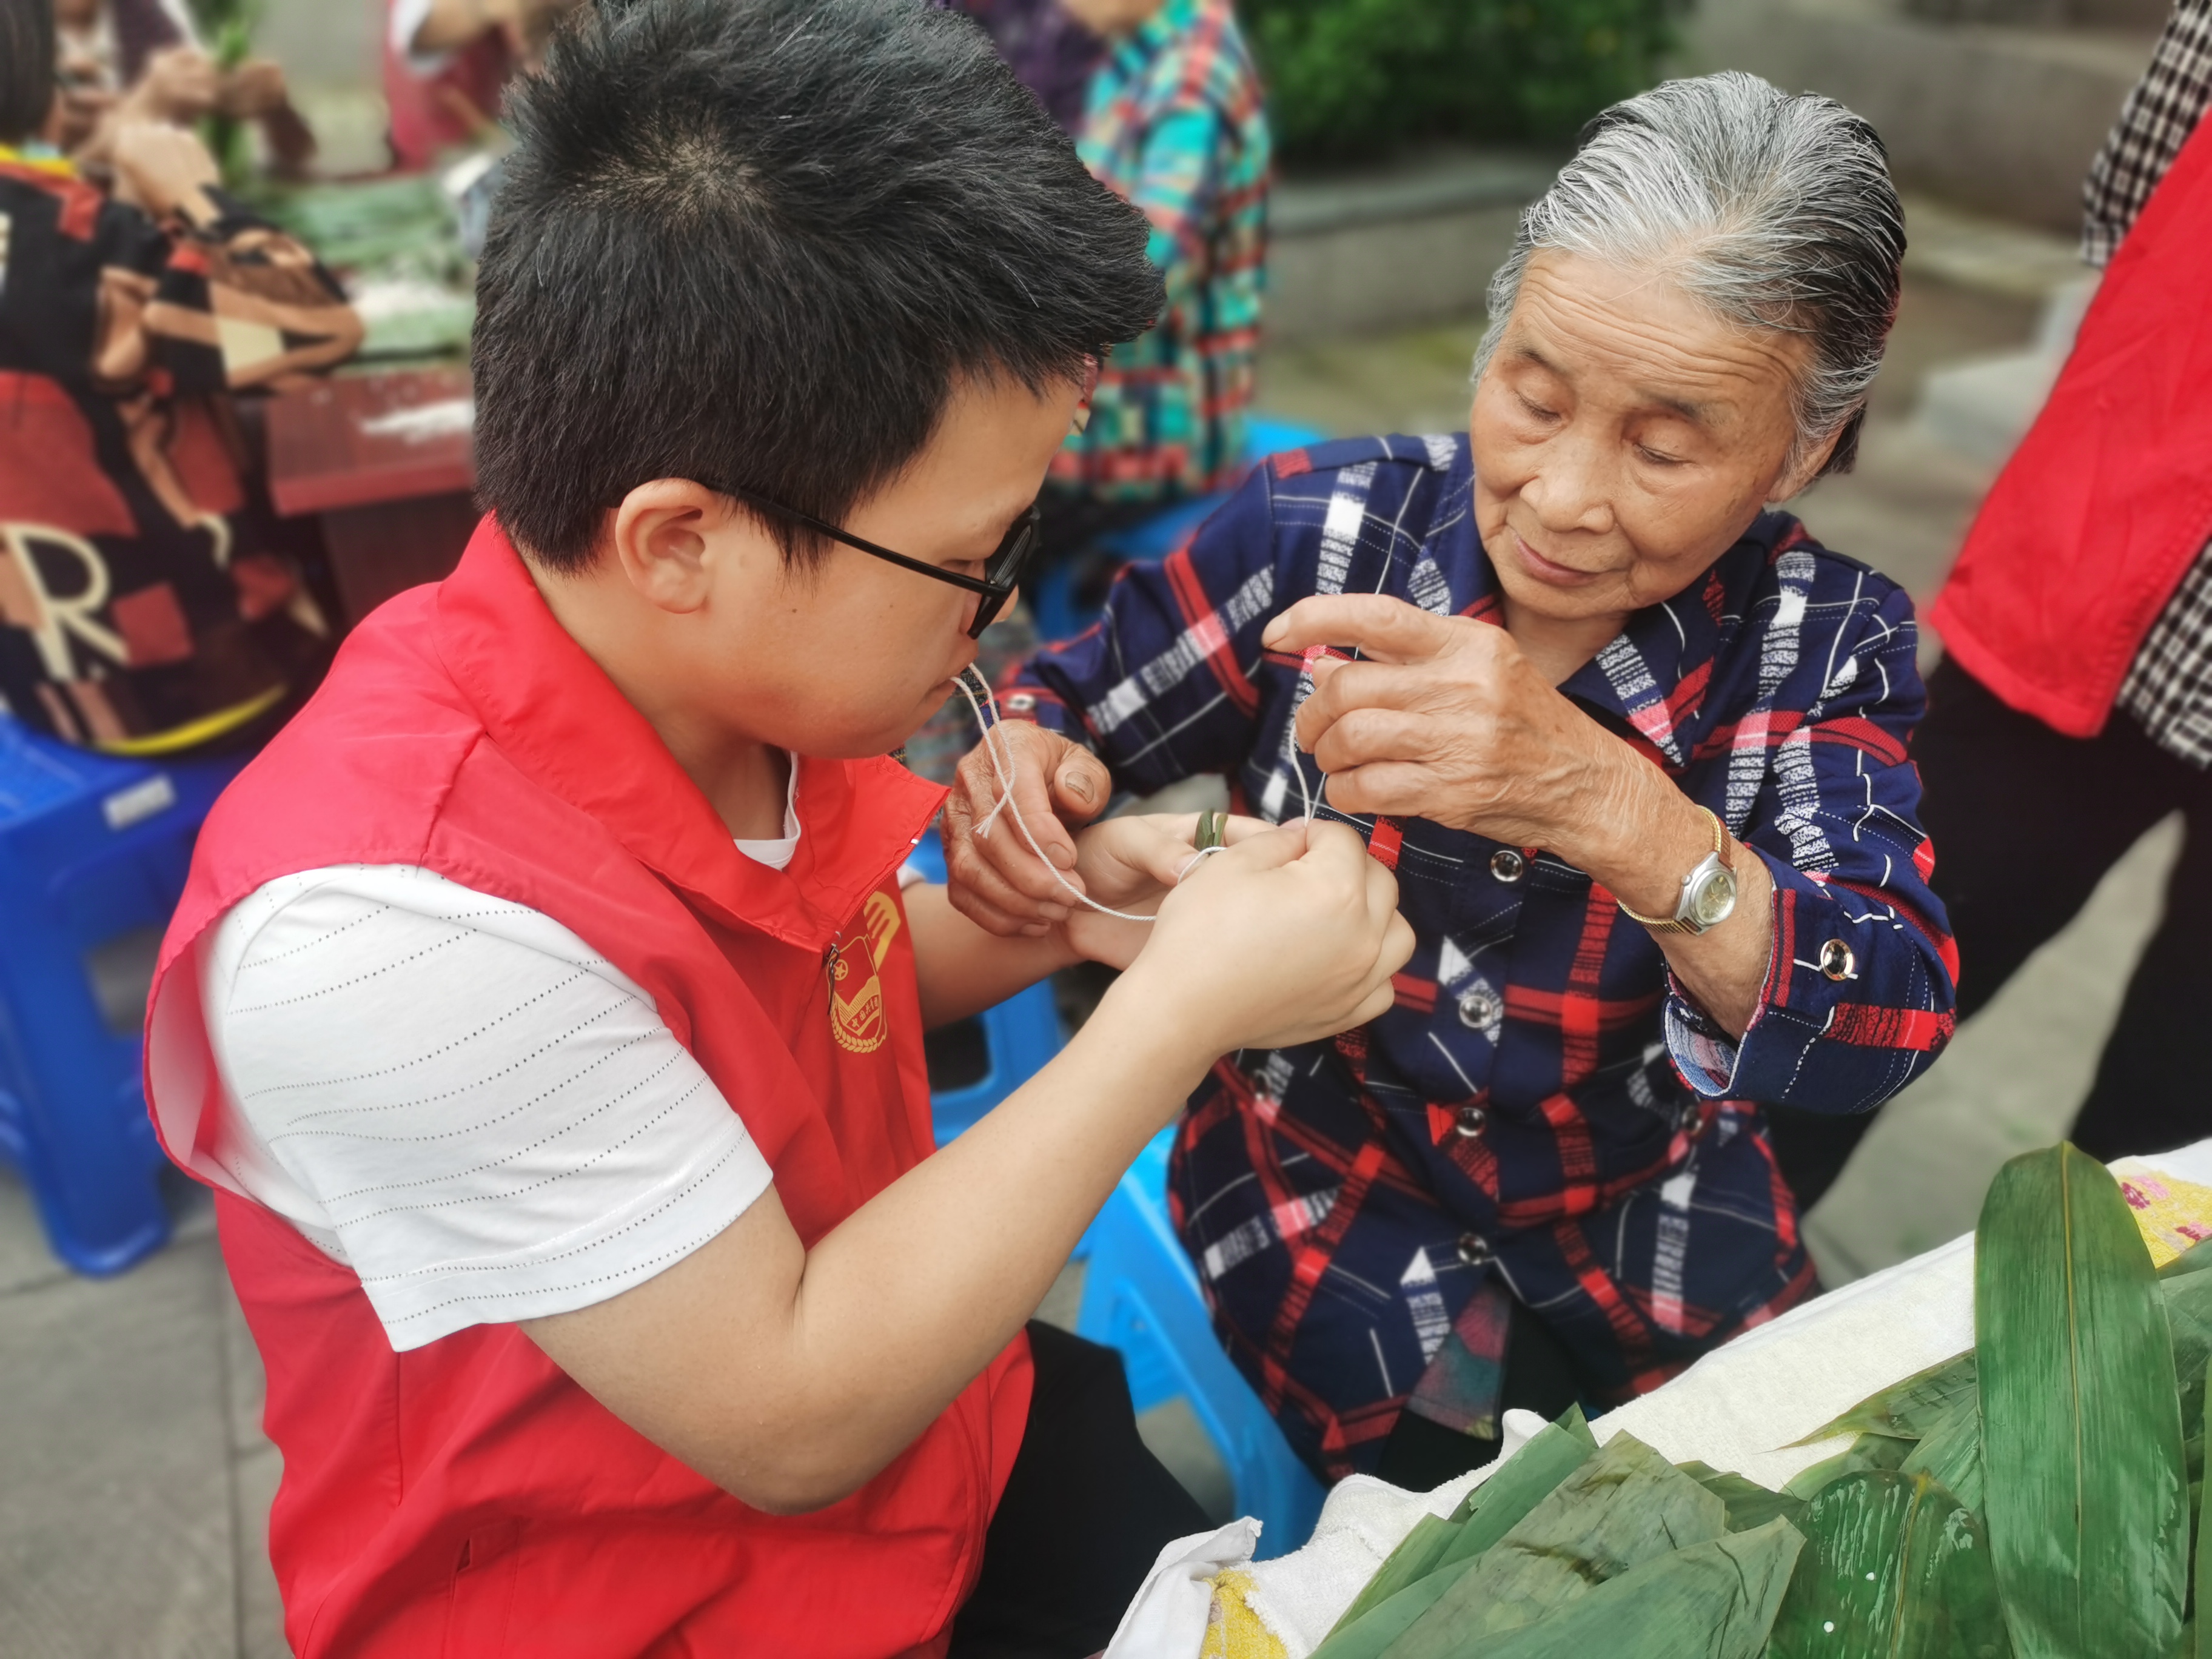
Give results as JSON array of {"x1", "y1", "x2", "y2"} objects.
[{"x1": 828, "y1": 890, "x2": 903, "y2": 1054}]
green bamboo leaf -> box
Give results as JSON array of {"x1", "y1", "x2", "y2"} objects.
[
  {"x1": 1330, "y1": 1514, "x2": 1463, "y2": 1637},
  {"x1": 2166, "y1": 1264, "x2": 2212, "y2": 1453},
  {"x1": 1977, "y1": 1143, "x2": 2189, "y2": 1659},
  {"x1": 2197, "y1": 1395, "x2": 2211, "y2": 1659},
  {"x1": 1381, "y1": 1518, "x2": 1804, "y2": 1659},
  {"x1": 1784, "y1": 1432, "x2": 1914, "y2": 1501},
  {"x1": 1312, "y1": 1569, "x2": 1466, "y2": 1659},
  {"x1": 1765, "y1": 1470, "x2": 2009, "y2": 1659},
  {"x1": 1430, "y1": 1409, "x2": 1598, "y2": 1568},
  {"x1": 1326, "y1": 1407, "x2": 1597, "y2": 1644},
  {"x1": 1388, "y1": 1433, "x2": 1726, "y2": 1658},
  {"x1": 1789, "y1": 1353, "x2": 1979, "y2": 1448},
  {"x1": 1898, "y1": 1389, "x2": 1984, "y2": 1515},
  {"x1": 2162, "y1": 1239, "x2": 2212, "y2": 1282},
  {"x1": 1680, "y1": 1463, "x2": 1807, "y2": 1533}
]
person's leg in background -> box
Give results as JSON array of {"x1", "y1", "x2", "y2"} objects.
[
  {"x1": 1763, "y1": 655, "x2": 2188, "y2": 1209},
  {"x1": 949, "y1": 1321, "x2": 1209, "y2": 1659},
  {"x1": 2068, "y1": 773, "x2": 2212, "y2": 1160}
]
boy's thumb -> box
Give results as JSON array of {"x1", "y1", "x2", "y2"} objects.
[{"x1": 1222, "y1": 818, "x2": 1312, "y2": 873}]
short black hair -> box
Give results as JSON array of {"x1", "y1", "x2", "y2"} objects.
[
  {"x1": 472, "y1": 0, "x2": 1163, "y2": 571},
  {"x1": 0, "y1": 0, "x2": 55, "y2": 146}
]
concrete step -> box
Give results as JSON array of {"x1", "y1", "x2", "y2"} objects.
[{"x1": 1686, "y1": 0, "x2": 2157, "y2": 232}]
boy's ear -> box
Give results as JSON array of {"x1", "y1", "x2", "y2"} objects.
[{"x1": 607, "y1": 479, "x2": 756, "y2": 615}]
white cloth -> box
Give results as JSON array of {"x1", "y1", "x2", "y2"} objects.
[
  {"x1": 197, "y1": 862, "x2": 776, "y2": 1349},
  {"x1": 1103, "y1": 1520, "x2": 1263, "y2": 1659}
]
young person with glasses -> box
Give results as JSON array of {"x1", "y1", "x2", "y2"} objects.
[{"x1": 139, "y1": 2, "x2": 1412, "y2": 1655}]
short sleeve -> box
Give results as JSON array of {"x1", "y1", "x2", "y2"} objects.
[{"x1": 198, "y1": 865, "x2": 775, "y2": 1350}]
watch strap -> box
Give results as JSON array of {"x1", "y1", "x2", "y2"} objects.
[{"x1": 1618, "y1": 807, "x2": 1729, "y2": 934}]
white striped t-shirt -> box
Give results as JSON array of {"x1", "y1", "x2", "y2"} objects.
[{"x1": 196, "y1": 862, "x2": 779, "y2": 1350}]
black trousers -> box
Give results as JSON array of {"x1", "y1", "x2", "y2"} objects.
[
  {"x1": 948, "y1": 1322, "x2": 1210, "y2": 1659},
  {"x1": 1371, "y1": 1296, "x2": 1595, "y2": 1492},
  {"x1": 1766, "y1": 655, "x2": 2212, "y2": 1210}
]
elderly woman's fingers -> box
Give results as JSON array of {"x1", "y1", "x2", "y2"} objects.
[
  {"x1": 944, "y1": 722, "x2": 1093, "y2": 918},
  {"x1": 1262, "y1": 592, "x2": 1464, "y2": 664},
  {"x1": 1293, "y1": 657, "x2": 1461, "y2": 754},
  {"x1": 1322, "y1": 759, "x2": 1439, "y2": 822},
  {"x1": 1309, "y1": 706, "x2": 1433, "y2": 780}
]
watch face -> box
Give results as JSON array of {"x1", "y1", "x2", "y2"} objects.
[{"x1": 1687, "y1": 865, "x2": 1738, "y2": 930}]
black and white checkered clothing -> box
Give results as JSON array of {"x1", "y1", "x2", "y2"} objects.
[
  {"x1": 2081, "y1": 0, "x2": 2212, "y2": 268},
  {"x1": 2084, "y1": 2, "x2": 2212, "y2": 764}
]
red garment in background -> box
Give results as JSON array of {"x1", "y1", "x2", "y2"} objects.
[
  {"x1": 380, "y1": 0, "x2": 514, "y2": 172},
  {"x1": 1930, "y1": 112, "x2": 2212, "y2": 737},
  {"x1": 142, "y1": 518, "x2": 1031, "y2": 1656}
]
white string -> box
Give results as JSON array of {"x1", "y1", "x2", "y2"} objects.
[
  {"x1": 1174, "y1": 843, "x2": 1230, "y2": 884},
  {"x1": 952, "y1": 667, "x2": 1160, "y2": 923},
  {"x1": 950, "y1": 655, "x2": 1328, "y2": 924}
]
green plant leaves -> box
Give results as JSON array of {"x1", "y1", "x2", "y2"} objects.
[
  {"x1": 1977, "y1": 1144, "x2": 2189, "y2": 1659},
  {"x1": 1765, "y1": 1471, "x2": 2009, "y2": 1659},
  {"x1": 1792, "y1": 1353, "x2": 1980, "y2": 1447},
  {"x1": 1424, "y1": 1517, "x2": 1804, "y2": 1659},
  {"x1": 1389, "y1": 1433, "x2": 1725, "y2": 1657},
  {"x1": 1239, "y1": 0, "x2": 1682, "y2": 163}
]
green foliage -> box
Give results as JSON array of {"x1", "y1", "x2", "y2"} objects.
[{"x1": 1238, "y1": 0, "x2": 1683, "y2": 166}]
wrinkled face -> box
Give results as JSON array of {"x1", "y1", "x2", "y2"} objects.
[
  {"x1": 1469, "y1": 250, "x2": 1826, "y2": 629},
  {"x1": 685, "y1": 372, "x2": 1082, "y2": 760}
]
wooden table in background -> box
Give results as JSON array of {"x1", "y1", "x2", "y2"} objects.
[{"x1": 264, "y1": 366, "x2": 480, "y2": 625}]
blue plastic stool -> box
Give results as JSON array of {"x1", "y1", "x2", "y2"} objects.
[
  {"x1": 1030, "y1": 416, "x2": 1327, "y2": 642},
  {"x1": 0, "y1": 717, "x2": 246, "y2": 1274},
  {"x1": 1077, "y1": 1130, "x2": 1328, "y2": 1559},
  {"x1": 905, "y1": 828, "x2": 1068, "y2": 1145}
]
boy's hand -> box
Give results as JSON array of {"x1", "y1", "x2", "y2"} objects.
[
  {"x1": 943, "y1": 721, "x2": 1114, "y2": 936},
  {"x1": 1058, "y1": 811, "x2": 1270, "y2": 970},
  {"x1": 1113, "y1": 819, "x2": 1413, "y2": 1057}
]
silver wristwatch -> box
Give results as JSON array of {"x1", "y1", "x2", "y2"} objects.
[{"x1": 1618, "y1": 807, "x2": 1738, "y2": 936}]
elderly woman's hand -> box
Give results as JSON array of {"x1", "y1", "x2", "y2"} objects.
[
  {"x1": 1265, "y1": 591, "x2": 1778, "y2": 1037},
  {"x1": 944, "y1": 719, "x2": 1115, "y2": 937},
  {"x1": 1265, "y1": 593, "x2": 1640, "y2": 862}
]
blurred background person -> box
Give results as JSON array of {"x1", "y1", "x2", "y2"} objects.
[
  {"x1": 943, "y1": 0, "x2": 1106, "y2": 135},
  {"x1": 0, "y1": 0, "x2": 361, "y2": 756},
  {"x1": 1765, "y1": 0, "x2": 2212, "y2": 1212},
  {"x1": 381, "y1": 0, "x2": 575, "y2": 170},
  {"x1": 1041, "y1": 0, "x2": 1269, "y2": 569},
  {"x1": 51, "y1": 0, "x2": 314, "y2": 173}
]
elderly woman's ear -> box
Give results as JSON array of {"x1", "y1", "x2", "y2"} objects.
[{"x1": 1767, "y1": 418, "x2": 1852, "y2": 505}]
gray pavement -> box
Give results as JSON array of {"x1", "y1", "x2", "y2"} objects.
[{"x1": 0, "y1": 196, "x2": 2156, "y2": 1655}]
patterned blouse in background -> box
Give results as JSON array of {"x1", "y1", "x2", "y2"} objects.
[
  {"x1": 1007, "y1": 435, "x2": 1959, "y2": 1478},
  {"x1": 0, "y1": 154, "x2": 360, "y2": 754},
  {"x1": 1052, "y1": 0, "x2": 1269, "y2": 503}
]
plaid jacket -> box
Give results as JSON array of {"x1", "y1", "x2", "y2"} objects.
[
  {"x1": 1051, "y1": 0, "x2": 1267, "y2": 501},
  {"x1": 1008, "y1": 435, "x2": 1959, "y2": 1477}
]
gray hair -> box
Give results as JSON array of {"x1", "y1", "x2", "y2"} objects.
[{"x1": 1477, "y1": 71, "x2": 1905, "y2": 479}]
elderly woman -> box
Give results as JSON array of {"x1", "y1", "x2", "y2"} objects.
[{"x1": 945, "y1": 72, "x2": 1957, "y2": 1487}]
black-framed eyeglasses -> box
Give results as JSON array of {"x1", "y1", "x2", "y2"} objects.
[{"x1": 722, "y1": 484, "x2": 1042, "y2": 639}]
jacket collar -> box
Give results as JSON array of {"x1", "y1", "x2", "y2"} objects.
[{"x1": 433, "y1": 517, "x2": 945, "y2": 950}]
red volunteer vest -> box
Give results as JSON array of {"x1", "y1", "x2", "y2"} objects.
[
  {"x1": 1930, "y1": 110, "x2": 2212, "y2": 739},
  {"x1": 143, "y1": 518, "x2": 1032, "y2": 1657}
]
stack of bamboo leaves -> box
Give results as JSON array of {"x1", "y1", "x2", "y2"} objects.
[{"x1": 1307, "y1": 1142, "x2": 2212, "y2": 1658}]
